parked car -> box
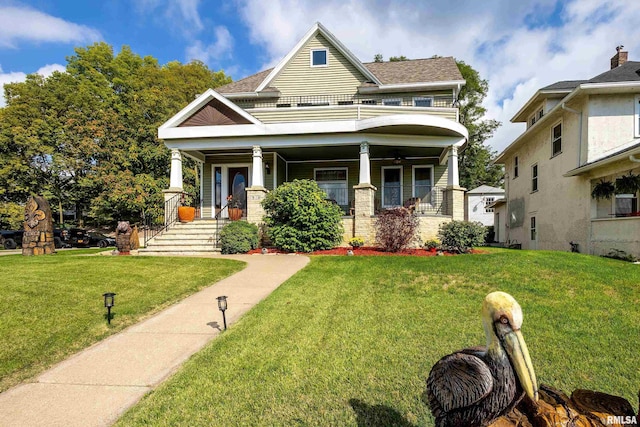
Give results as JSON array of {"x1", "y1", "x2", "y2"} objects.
[
  {"x1": 1, "y1": 229, "x2": 70, "y2": 249},
  {"x1": 88, "y1": 232, "x2": 116, "y2": 248},
  {"x1": 66, "y1": 228, "x2": 90, "y2": 247}
]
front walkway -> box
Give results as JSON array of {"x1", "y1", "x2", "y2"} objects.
[{"x1": 0, "y1": 254, "x2": 309, "y2": 427}]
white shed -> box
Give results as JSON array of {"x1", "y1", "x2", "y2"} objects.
[{"x1": 464, "y1": 185, "x2": 505, "y2": 226}]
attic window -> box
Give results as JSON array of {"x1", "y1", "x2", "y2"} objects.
[{"x1": 311, "y1": 49, "x2": 328, "y2": 67}]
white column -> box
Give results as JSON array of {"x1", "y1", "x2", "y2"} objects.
[
  {"x1": 359, "y1": 142, "x2": 371, "y2": 185},
  {"x1": 251, "y1": 145, "x2": 264, "y2": 188},
  {"x1": 447, "y1": 146, "x2": 459, "y2": 187},
  {"x1": 169, "y1": 149, "x2": 183, "y2": 189}
]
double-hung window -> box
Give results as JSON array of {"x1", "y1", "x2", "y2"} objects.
[
  {"x1": 382, "y1": 166, "x2": 402, "y2": 207},
  {"x1": 315, "y1": 168, "x2": 347, "y2": 206},
  {"x1": 485, "y1": 197, "x2": 495, "y2": 213},
  {"x1": 530, "y1": 217, "x2": 537, "y2": 241},
  {"x1": 551, "y1": 122, "x2": 562, "y2": 157},
  {"x1": 531, "y1": 164, "x2": 538, "y2": 192},
  {"x1": 615, "y1": 194, "x2": 638, "y2": 217}
]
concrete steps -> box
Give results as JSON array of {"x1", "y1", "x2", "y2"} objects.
[{"x1": 139, "y1": 219, "x2": 230, "y2": 255}]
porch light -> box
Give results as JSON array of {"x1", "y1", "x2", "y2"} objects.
[
  {"x1": 393, "y1": 150, "x2": 403, "y2": 165},
  {"x1": 103, "y1": 292, "x2": 116, "y2": 324},
  {"x1": 217, "y1": 295, "x2": 228, "y2": 330},
  {"x1": 265, "y1": 163, "x2": 271, "y2": 175}
]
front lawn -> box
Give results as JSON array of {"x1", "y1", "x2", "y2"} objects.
[
  {"x1": 0, "y1": 251, "x2": 244, "y2": 392},
  {"x1": 117, "y1": 249, "x2": 639, "y2": 426}
]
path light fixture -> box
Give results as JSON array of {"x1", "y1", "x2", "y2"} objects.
[
  {"x1": 261, "y1": 247, "x2": 268, "y2": 254},
  {"x1": 103, "y1": 292, "x2": 116, "y2": 324},
  {"x1": 217, "y1": 295, "x2": 228, "y2": 330}
]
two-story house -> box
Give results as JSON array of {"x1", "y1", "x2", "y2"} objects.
[
  {"x1": 494, "y1": 47, "x2": 640, "y2": 258},
  {"x1": 149, "y1": 22, "x2": 468, "y2": 252}
]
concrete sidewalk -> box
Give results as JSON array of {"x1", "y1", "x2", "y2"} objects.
[{"x1": 0, "y1": 254, "x2": 309, "y2": 427}]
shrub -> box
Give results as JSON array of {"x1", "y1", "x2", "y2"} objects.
[
  {"x1": 0, "y1": 202, "x2": 24, "y2": 229},
  {"x1": 375, "y1": 207, "x2": 419, "y2": 252},
  {"x1": 348, "y1": 237, "x2": 365, "y2": 248},
  {"x1": 261, "y1": 180, "x2": 344, "y2": 252},
  {"x1": 220, "y1": 221, "x2": 259, "y2": 254},
  {"x1": 437, "y1": 220, "x2": 487, "y2": 254}
]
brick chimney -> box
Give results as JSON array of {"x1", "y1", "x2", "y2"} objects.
[{"x1": 611, "y1": 45, "x2": 628, "y2": 69}]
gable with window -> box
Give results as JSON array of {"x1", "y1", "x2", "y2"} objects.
[
  {"x1": 551, "y1": 122, "x2": 562, "y2": 157},
  {"x1": 311, "y1": 49, "x2": 328, "y2": 67}
]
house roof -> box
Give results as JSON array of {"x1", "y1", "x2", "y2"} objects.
[
  {"x1": 217, "y1": 23, "x2": 463, "y2": 96},
  {"x1": 539, "y1": 80, "x2": 587, "y2": 91},
  {"x1": 587, "y1": 61, "x2": 640, "y2": 83},
  {"x1": 466, "y1": 185, "x2": 505, "y2": 194}
]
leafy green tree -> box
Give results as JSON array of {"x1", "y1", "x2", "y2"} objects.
[
  {"x1": 373, "y1": 53, "x2": 383, "y2": 63},
  {"x1": 389, "y1": 55, "x2": 408, "y2": 62},
  {"x1": 0, "y1": 43, "x2": 231, "y2": 225},
  {"x1": 456, "y1": 60, "x2": 503, "y2": 189}
]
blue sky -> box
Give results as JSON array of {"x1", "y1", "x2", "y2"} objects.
[{"x1": 1, "y1": 0, "x2": 639, "y2": 152}]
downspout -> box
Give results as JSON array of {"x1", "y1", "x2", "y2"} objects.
[{"x1": 561, "y1": 103, "x2": 583, "y2": 167}]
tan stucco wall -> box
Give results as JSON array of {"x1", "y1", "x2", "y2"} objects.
[{"x1": 587, "y1": 94, "x2": 637, "y2": 162}]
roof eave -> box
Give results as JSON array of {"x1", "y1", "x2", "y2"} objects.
[
  {"x1": 564, "y1": 145, "x2": 640, "y2": 177},
  {"x1": 510, "y1": 89, "x2": 573, "y2": 122}
]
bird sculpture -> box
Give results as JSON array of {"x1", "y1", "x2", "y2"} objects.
[{"x1": 426, "y1": 291, "x2": 538, "y2": 427}]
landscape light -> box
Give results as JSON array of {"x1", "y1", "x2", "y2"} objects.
[
  {"x1": 103, "y1": 292, "x2": 116, "y2": 324},
  {"x1": 217, "y1": 295, "x2": 228, "y2": 330}
]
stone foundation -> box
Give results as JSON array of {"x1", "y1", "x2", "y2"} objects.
[{"x1": 341, "y1": 214, "x2": 452, "y2": 247}]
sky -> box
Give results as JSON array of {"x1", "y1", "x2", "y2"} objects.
[{"x1": 1, "y1": 0, "x2": 639, "y2": 153}]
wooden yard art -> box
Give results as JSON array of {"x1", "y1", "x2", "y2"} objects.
[
  {"x1": 115, "y1": 221, "x2": 132, "y2": 255},
  {"x1": 22, "y1": 195, "x2": 55, "y2": 256}
]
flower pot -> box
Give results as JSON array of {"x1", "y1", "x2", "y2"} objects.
[
  {"x1": 228, "y1": 207, "x2": 243, "y2": 221},
  {"x1": 178, "y1": 206, "x2": 196, "y2": 223}
]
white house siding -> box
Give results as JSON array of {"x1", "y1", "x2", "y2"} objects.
[
  {"x1": 587, "y1": 94, "x2": 638, "y2": 163},
  {"x1": 504, "y1": 101, "x2": 590, "y2": 252},
  {"x1": 466, "y1": 193, "x2": 504, "y2": 226}
]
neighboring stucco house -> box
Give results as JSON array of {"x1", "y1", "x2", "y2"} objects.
[
  {"x1": 150, "y1": 22, "x2": 468, "y2": 251},
  {"x1": 494, "y1": 47, "x2": 640, "y2": 257},
  {"x1": 464, "y1": 185, "x2": 504, "y2": 226}
]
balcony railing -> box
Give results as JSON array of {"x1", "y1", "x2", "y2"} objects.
[
  {"x1": 233, "y1": 94, "x2": 454, "y2": 110},
  {"x1": 379, "y1": 185, "x2": 447, "y2": 215}
]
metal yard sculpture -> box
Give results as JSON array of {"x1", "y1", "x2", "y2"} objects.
[{"x1": 426, "y1": 291, "x2": 537, "y2": 427}]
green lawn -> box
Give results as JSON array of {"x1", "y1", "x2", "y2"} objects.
[
  {"x1": 0, "y1": 250, "x2": 244, "y2": 392},
  {"x1": 117, "y1": 249, "x2": 640, "y2": 427}
]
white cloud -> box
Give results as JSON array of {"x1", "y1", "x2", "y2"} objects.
[
  {"x1": 0, "y1": 6, "x2": 101, "y2": 48},
  {"x1": 0, "y1": 63, "x2": 66, "y2": 107},
  {"x1": 136, "y1": 0, "x2": 203, "y2": 36},
  {"x1": 236, "y1": 0, "x2": 640, "y2": 153},
  {"x1": 186, "y1": 26, "x2": 233, "y2": 64}
]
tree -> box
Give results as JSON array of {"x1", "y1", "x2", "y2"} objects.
[
  {"x1": 371, "y1": 54, "x2": 502, "y2": 189},
  {"x1": 456, "y1": 60, "x2": 503, "y2": 189},
  {"x1": 0, "y1": 43, "x2": 231, "y2": 225},
  {"x1": 373, "y1": 53, "x2": 383, "y2": 63}
]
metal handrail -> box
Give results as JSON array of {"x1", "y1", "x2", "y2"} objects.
[
  {"x1": 142, "y1": 192, "x2": 182, "y2": 247},
  {"x1": 213, "y1": 204, "x2": 230, "y2": 249}
]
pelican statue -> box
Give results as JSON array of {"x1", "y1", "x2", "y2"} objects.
[{"x1": 426, "y1": 291, "x2": 538, "y2": 427}]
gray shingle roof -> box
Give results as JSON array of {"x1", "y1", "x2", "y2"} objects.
[
  {"x1": 540, "y1": 80, "x2": 587, "y2": 91},
  {"x1": 217, "y1": 57, "x2": 463, "y2": 94},
  {"x1": 587, "y1": 61, "x2": 640, "y2": 83}
]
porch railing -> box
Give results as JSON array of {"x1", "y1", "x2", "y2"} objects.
[
  {"x1": 233, "y1": 94, "x2": 454, "y2": 109},
  {"x1": 378, "y1": 185, "x2": 447, "y2": 215},
  {"x1": 142, "y1": 192, "x2": 181, "y2": 247}
]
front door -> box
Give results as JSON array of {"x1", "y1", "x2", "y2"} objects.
[{"x1": 228, "y1": 167, "x2": 248, "y2": 213}]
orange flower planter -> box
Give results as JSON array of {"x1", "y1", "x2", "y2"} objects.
[
  {"x1": 228, "y1": 208, "x2": 243, "y2": 221},
  {"x1": 178, "y1": 206, "x2": 196, "y2": 223}
]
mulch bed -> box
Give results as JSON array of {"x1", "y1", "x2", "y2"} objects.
[{"x1": 247, "y1": 247, "x2": 483, "y2": 256}]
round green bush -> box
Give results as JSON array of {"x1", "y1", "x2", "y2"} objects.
[
  {"x1": 437, "y1": 220, "x2": 487, "y2": 254},
  {"x1": 261, "y1": 179, "x2": 344, "y2": 252},
  {"x1": 219, "y1": 221, "x2": 259, "y2": 254}
]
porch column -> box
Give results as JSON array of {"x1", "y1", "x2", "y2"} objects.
[
  {"x1": 447, "y1": 146, "x2": 459, "y2": 187},
  {"x1": 358, "y1": 142, "x2": 371, "y2": 184},
  {"x1": 251, "y1": 145, "x2": 264, "y2": 188},
  {"x1": 169, "y1": 149, "x2": 183, "y2": 190}
]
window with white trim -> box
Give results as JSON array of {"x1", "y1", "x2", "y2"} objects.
[
  {"x1": 551, "y1": 122, "x2": 562, "y2": 157},
  {"x1": 383, "y1": 98, "x2": 402, "y2": 106},
  {"x1": 531, "y1": 164, "x2": 538, "y2": 192},
  {"x1": 412, "y1": 166, "x2": 433, "y2": 208},
  {"x1": 382, "y1": 166, "x2": 403, "y2": 207},
  {"x1": 484, "y1": 197, "x2": 495, "y2": 213},
  {"x1": 530, "y1": 216, "x2": 537, "y2": 241},
  {"x1": 310, "y1": 49, "x2": 328, "y2": 67},
  {"x1": 635, "y1": 95, "x2": 640, "y2": 138},
  {"x1": 615, "y1": 194, "x2": 638, "y2": 217},
  {"x1": 413, "y1": 97, "x2": 433, "y2": 107},
  {"x1": 315, "y1": 168, "x2": 347, "y2": 206}
]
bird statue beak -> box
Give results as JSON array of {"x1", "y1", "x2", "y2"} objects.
[{"x1": 504, "y1": 329, "x2": 538, "y2": 402}]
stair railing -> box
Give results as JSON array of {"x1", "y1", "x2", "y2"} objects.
[
  {"x1": 213, "y1": 204, "x2": 231, "y2": 249},
  {"x1": 143, "y1": 192, "x2": 182, "y2": 247}
]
